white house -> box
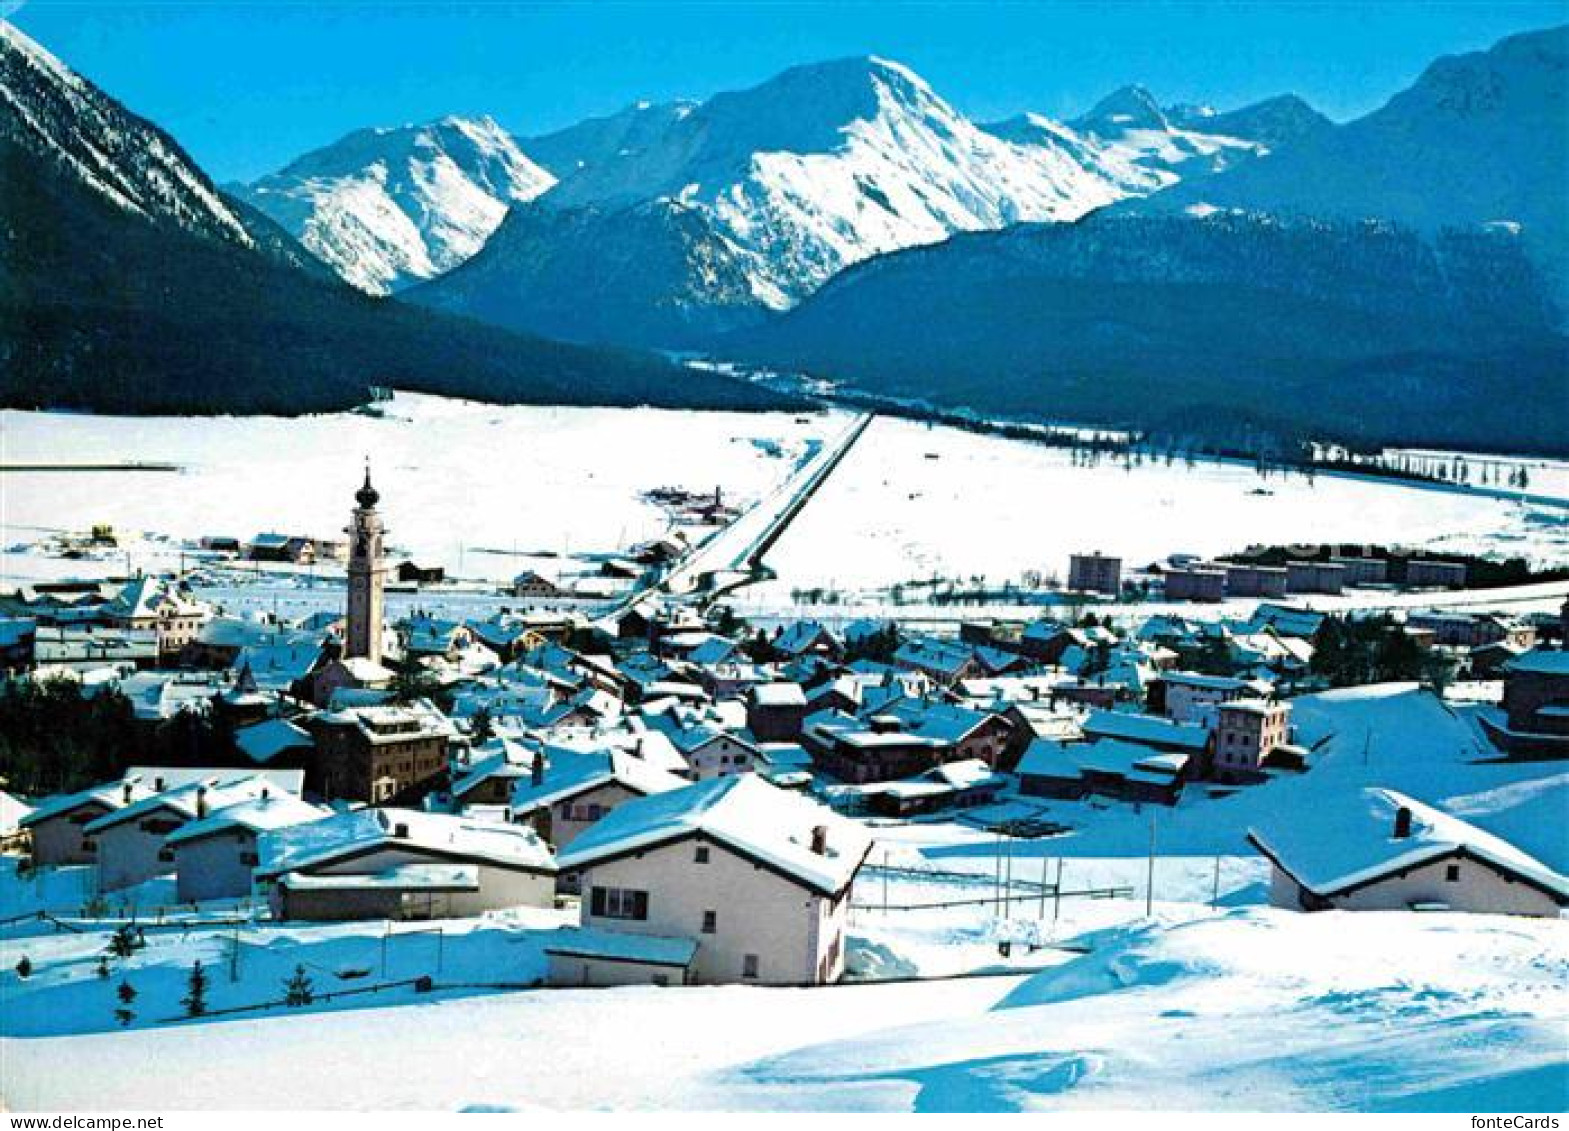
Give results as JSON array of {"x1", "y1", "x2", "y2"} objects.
[
  {"x1": 165, "y1": 790, "x2": 329, "y2": 903},
  {"x1": 84, "y1": 775, "x2": 275, "y2": 891},
  {"x1": 1249, "y1": 787, "x2": 1568, "y2": 918},
  {"x1": 19, "y1": 777, "x2": 154, "y2": 866},
  {"x1": 552, "y1": 775, "x2": 871, "y2": 987},
  {"x1": 256, "y1": 808, "x2": 556, "y2": 921}
]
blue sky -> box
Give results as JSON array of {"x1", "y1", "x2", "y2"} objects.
[{"x1": 9, "y1": 1, "x2": 1565, "y2": 183}]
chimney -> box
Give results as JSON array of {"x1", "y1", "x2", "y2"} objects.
[
  {"x1": 531, "y1": 754, "x2": 545, "y2": 787},
  {"x1": 394, "y1": 822, "x2": 410, "y2": 839},
  {"x1": 196, "y1": 786, "x2": 209, "y2": 819},
  {"x1": 810, "y1": 825, "x2": 829, "y2": 856},
  {"x1": 122, "y1": 780, "x2": 134, "y2": 804},
  {"x1": 1393, "y1": 806, "x2": 1413, "y2": 840},
  {"x1": 260, "y1": 787, "x2": 271, "y2": 803},
  {"x1": 155, "y1": 776, "x2": 166, "y2": 792}
]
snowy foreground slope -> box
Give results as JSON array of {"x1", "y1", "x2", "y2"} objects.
[{"x1": 2, "y1": 910, "x2": 1561, "y2": 1111}]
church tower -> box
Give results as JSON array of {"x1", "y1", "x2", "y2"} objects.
[{"x1": 345, "y1": 465, "x2": 386, "y2": 662}]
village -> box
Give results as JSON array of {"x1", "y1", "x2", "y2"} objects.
[{"x1": 0, "y1": 460, "x2": 1563, "y2": 1049}]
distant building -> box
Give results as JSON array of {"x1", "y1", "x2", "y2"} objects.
[
  {"x1": 1328, "y1": 556, "x2": 1388, "y2": 586},
  {"x1": 1405, "y1": 560, "x2": 1468, "y2": 589},
  {"x1": 1405, "y1": 611, "x2": 1535, "y2": 651},
  {"x1": 1249, "y1": 788, "x2": 1568, "y2": 917},
  {"x1": 1285, "y1": 561, "x2": 1345, "y2": 595},
  {"x1": 1155, "y1": 672, "x2": 1272, "y2": 727},
  {"x1": 512, "y1": 571, "x2": 564, "y2": 600},
  {"x1": 1211, "y1": 699, "x2": 1291, "y2": 783},
  {"x1": 1164, "y1": 567, "x2": 1226, "y2": 603},
  {"x1": 746, "y1": 682, "x2": 810, "y2": 743},
  {"x1": 1222, "y1": 564, "x2": 1288, "y2": 599},
  {"x1": 1068, "y1": 553, "x2": 1122, "y2": 596},
  {"x1": 247, "y1": 533, "x2": 318, "y2": 564}
]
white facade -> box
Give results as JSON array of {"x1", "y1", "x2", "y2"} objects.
[
  {"x1": 172, "y1": 828, "x2": 260, "y2": 903},
  {"x1": 268, "y1": 844, "x2": 555, "y2": 920},
  {"x1": 682, "y1": 734, "x2": 758, "y2": 781},
  {"x1": 1267, "y1": 854, "x2": 1563, "y2": 919},
  {"x1": 578, "y1": 835, "x2": 852, "y2": 985}
]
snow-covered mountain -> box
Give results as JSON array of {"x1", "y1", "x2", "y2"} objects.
[
  {"x1": 0, "y1": 20, "x2": 257, "y2": 249},
  {"x1": 521, "y1": 99, "x2": 699, "y2": 179},
  {"x1": 0, "y1": 22, "x2": 775, "y2": 417},
  {"x1": 535, "y1": 56, "x2": 1137, "y2": 306},
  {"x1": 1141, "y1": 25, "x2": 1568, "y2": 302},
  {"x1": 414, "y1": 57, "x2": 1322, "y2": 344},
  {"x1": 238, "y1": 115, "x2": 556, "y2": 293}
]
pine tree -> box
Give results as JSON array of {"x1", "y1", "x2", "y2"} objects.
[
  {"x1": 283, "y1": 964, "x2": 315, "y2": 1007},
  {"x1": 106, "y1": 923, "x2": 141, "y2": 959},
  {"x1": 96, "y1": 955, "x2": 110, "y2": 979},
  {"x1": 115, "y1": 978, "x2": 137, "y2": 1028},
  {"x1": 182, "y1": 960, "x2": 209, "y2": 1017},
  {"x1": 14, "y1": 955, "x2": 31, "y2": 979}
]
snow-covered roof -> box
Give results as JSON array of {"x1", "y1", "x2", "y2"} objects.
[
  {"x1": 259, "y1": 807, "x2": 555, "y2": 877},
  {"x1": 1248, "y1": 787, "x2": 1569, "y2": 902},
  {"x1": 0, "y1": 789, "x2": 34, "y2": 833},
  {"x1": 1082, "y1": 709, "x2": 1209, "y2": 751},
  {"x1": 84, "y1": 774, "x2": 275, "y2": 834},
  {"x1": 508, "y1": 746, "x2": 686, "y2": 816},
  {"x1": 558, "y1": 775, "x2": 871, "y2": 896},
  {"x1": 278, "y1": 863, "x2": 479, "y2": 893},
  {"x1": 166, "y1": 791, "x2": 328, "y2": 846},
  {"x1": 234, "y1": 717, "x2": 315, "y2": 764},
  {"x1": 751, "y1": 682, "x2": 807, "y2": 708}
]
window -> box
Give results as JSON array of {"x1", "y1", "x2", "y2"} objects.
[
  {"x1": 158, "y1": 847, "x2": 174, "y2": 863},
  {"x1": 743, "y1": 954, "x2": 759, "y2": 979},
  {"x1": 694, "y1": 845, "x2": 710, "y2": 864},
  {"x1": 589, "y1": 886, "x2": 648, "y2": 921},
  {"x1": 240, "y1": 851, "x2": 259, "y2": 867},
  {"x1": 1446, "y1": 864, "x2": 1461, "y2": 883},
  {"x1": 702, "y1": 909, "x2": 717, "y2": 935}
]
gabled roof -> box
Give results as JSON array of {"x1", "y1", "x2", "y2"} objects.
[
  {"x1": 20, "y1": 777, "x2": 152, "y2": 827},
  {"x1": 83, "y1": 775, "x2": 274, "y2": 834},
  {"x1": 234, "y1": 717, "x2": 315, "y2": 764},
  {"x1": 165, "y1": 792, "x2": 328, "y2": 846},
  {"x1": 1248, "y1": 788, "x2": 1569, "y2": 903},
  {"x1": 1506, "y1": 649, "x2": 1569, "y2": 677},
  {"x1": 557, "y1": 775, "x2": 871, "y2": 895},
  {"x1": 508, "y1": 746, "x2": 687, "y2": 816},
  {"x1": 258, "y1": 807, "x2": 555, "y2": 877},
  {"x1": 1082, "y1": 709, "x2": 1209, "y2": 752}
]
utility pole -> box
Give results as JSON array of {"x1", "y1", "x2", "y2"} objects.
[
  {"x1": 1211, "y1": 855, "x2": 1222, "y2": 909},
  {"x1": 1145, "y1": 810, "x2": 1158, "y2": 918}
]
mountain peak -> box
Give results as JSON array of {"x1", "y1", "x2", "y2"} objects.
[{"x1": 1076, "y1": 84, "x2": 1170, "y2": 132}]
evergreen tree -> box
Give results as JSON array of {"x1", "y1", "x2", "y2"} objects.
[
  {"x1": 283, "y1": 964, "x2": 315, "y2": 1007},
  {"x1": 115, "y1": 978, "x2": 137, "y2": 1028},
  {"x1": 106, "y1": 923, "x2": 142, "y2": 959},
  {"x1": 15, "y1": 955, "x2": 31, "y2": 979},
  {"x1": 182, "y1": 960, "x2": 209, "y2": 1017}
]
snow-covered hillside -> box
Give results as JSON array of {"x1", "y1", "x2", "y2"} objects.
[
  {"x1": 0, "y1": 21, "x2": 253, "y2": 248},
  {"x1": 238, "y1": 116, "x2": 556, "y2": 293}
]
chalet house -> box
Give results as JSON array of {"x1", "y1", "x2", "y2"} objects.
[
  {"x1": 552, "y1": 775, "x2": 871, "y2": 986},
  {"x1": 19, "y1": 778, "x2": 154, "y2": 866},
  {"x1": 997, "y1": 700, "x2": 1083, "y2": 770},
  {"x1": 257, "y1": 808, "x2": 557, "y2": 921},
  {"x1": 101, "y1": 577, "x2": 210, "y2": 663},
  {"x1": 1249, "y1": 788, "x2": 1568, "y2": 917},
  {"x1": 84, "y1": 775, "x2": 275, "y2": 891},
  {"x1": 399, "y1": 616, "x2": 475, "y2": 659},
  {"x1": 853, "y1": 758, "x2": 1007, "y2": 818},
  {"x1": 396, "y1": 561, "x2": 446, "y2": 585},
  {"x1": 510, "y1": 746, "x2": 687, "y2": 851},
  {"x1": 1405, "y1": 611, "x2": 1536, "y2": 651},
  {"x1": 893, "y1": 637, "x2": 983, "y2": 687},
  {"x1": 771, "y1": 621, "x2": 843, "y2": 661},
  {"x1": 746, "y1": 682, "x2": 810, "y2": 742},
  {"x1": 804, "y1": 700, "x2": 1011, "y2": 784},
  {"x1": 166, "y1": 790, "x2": 328, "y2": 902},
  {"x1": 1016, "y1": 620, "x2": 1085, "y2": 664},
  {"x1": 247, "y1": 533, "x2": 318, "y2": 564},
  {"x1": 308, "y1": 701, "x2": 454, "y2": 803},
  {"x1": 449, "y1": 738, "x2": 541, "y2": 808},
  {"x1": 1482, "y1": 649, "x2": 1569, "y2": 759}
]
